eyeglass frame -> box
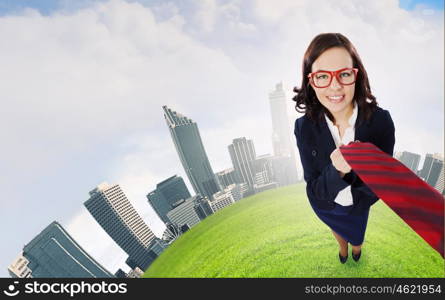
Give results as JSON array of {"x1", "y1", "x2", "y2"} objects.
[{"x1": 308, "y1": 67, "x2": 359, "y2": 88}]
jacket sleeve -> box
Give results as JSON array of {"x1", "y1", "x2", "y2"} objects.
[{"x1": 294, "y1": 118, "x2": 350, "y2": 205}]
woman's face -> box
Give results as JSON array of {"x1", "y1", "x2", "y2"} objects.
[{"x1": 310, "y1": 47, "x2": 355, "y2": 119}]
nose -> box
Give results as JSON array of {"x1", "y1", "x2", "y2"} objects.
[{"x1": 329, "y1": 76, "x2": 342, "y2": 90}]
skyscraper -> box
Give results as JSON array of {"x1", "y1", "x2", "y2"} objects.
[
  {"x1": 420, "y1": 153, "x2": 443, "y2": 186},
  {"x1": 426, "y1": 158, "x2": 444, "y2": 188},
  {"x1": 147, "y1": 175, "x2": 191, "y2": 224},
  {"x1": 228, "y1": 137, "x2": 256, "y2": 189},
  {"x1": 434, "y1": 165, "x2": 444, "y2": 195},
  {"x1": 9, "y1": 221, "x2": 113, "y2": 278},
  {"x1": 399, "y1": 151, "x2": 421, "y2": 173},
  {"x1": 84, "y1": 182, "x2": 156, "y2": 270},
  {"x1": 163, "y1": 106, "x2": 221, "y2": 200},
  {"x1": 269, "y1": 82, "x2": 299, "y2": 184},
  {"x1": 420, "y1": 153, "x2": 435, "y2": 180}
]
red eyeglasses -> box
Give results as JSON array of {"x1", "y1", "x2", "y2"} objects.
[{"x1": 308, "y1": 68, "x2": 359, "y2": 88}]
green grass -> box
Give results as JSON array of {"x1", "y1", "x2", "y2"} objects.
[{"x1": 144, "y1": 183, "x2": 444, "y2": 278}]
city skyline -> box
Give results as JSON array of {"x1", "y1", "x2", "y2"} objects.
[
  {"x1": 7, "y1": 94, "x2": 444, "y2": 277},
  {"x1": 1, "y1": 0, "x2": 443, "y2": 277},
  {"x1": 7, "y1": 100, "x2": 303, "y2": 277}
]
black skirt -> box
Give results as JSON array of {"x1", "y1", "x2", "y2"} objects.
[{"x1": 311, "y1": 202, "x2": 370, "y2": 246}]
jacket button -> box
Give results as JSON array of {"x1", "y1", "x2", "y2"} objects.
[{"x1": 312, "y1": 150, "x2": 317, "y2": 156}]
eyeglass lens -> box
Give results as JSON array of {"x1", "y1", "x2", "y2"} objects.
[{"x1": 313, "y1": 69, "x2": 356, "y2": 88}]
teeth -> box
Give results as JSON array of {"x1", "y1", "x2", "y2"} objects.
[{"x1": 328, "y1": 95, "x2": 343, "y2": 99}]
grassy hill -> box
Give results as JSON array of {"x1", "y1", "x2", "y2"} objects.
[{"x1": 144, "y1": 183, "x2": 444, "y2": 278}]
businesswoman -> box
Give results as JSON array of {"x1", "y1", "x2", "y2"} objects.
[{"x1": 293, "y1": 33, "x2": 395, "y2": 263}]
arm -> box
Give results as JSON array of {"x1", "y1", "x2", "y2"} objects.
[{"x1": 294, "y1": 119, "x2": 350, "y2": 206}]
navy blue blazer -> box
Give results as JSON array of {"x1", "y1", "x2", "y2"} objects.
[{"x1": 294, "y1": 106, "x2": 395, "y2": 216}]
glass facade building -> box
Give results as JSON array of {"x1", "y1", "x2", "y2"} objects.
[
  {"x1": 15, "y1": 221, "x2": 113, "y2": 278},
  {"x1": 147, "y1": 175, "x2": 191, "y2": 224},
  {"x1": 163, "y1": 106, "x2": 221, "y2": 200}
]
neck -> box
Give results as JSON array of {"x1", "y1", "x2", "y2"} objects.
[{"x1": 332, "y1": 103, "x2": 354, "y2": 126}]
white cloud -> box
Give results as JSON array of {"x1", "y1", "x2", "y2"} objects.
[{"x1": 194, "y1": 0, "x2": 218, "y2": 33}]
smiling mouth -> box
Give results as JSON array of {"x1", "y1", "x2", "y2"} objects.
[{"x1": 327, "y1": 95, "x2": 345, "y2": 103}]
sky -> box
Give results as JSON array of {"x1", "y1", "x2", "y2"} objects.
[{"x1": 0, "y1": 0, "x2": 443, "y2": 277}]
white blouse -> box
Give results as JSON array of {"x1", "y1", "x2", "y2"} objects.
[{"x1": 324, "y1": 103, "x2": 358, "y2": 206}]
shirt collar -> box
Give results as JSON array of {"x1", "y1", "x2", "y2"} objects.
[{"x1": 324, "y1": 102, "x2": 358, "y2": 128}]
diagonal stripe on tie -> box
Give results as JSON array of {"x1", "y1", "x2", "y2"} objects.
[{"x1": 340, "y1": 141, "x2": 444, "y2": 258}]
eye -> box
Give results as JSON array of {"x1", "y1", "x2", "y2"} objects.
[
  {"x1": 316, "y1": 74, "x2": 329, "y2": 79},
  {"x1": 340, "y1": 71, "x2": 352, "y2": 77}
]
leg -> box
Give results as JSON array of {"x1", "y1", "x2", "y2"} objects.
[
  {"x1": 351, "y1": 243, "x2": 362, "y2": 262},
  {"x1": 331, "y1": 230, "x2": 348, "y2": 257},
  {"x1": 351, "y1": 244, "x2": 362, "y2": 255}
]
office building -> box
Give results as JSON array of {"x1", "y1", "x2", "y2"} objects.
[
  {"x1": 399, "y1": 151, "x2": 421, "y2": 173},
  {"x1": 420, "y1": 153, "x2": 441, "y2": 180},
  {"x1": 166, "y1": 195, "x2": 203, "y2": 229},
  {"x1": 85, "y1": 182, "x2": 156, "y2": 271},
  {"x1": 269, "y1": 82, "x2": 299, "y2": 184},
  {"x1": 434, "y1": 165, "x2": 444, "y2": 195},
  {"x1": 216, "y1": 168, "x2": 239, "y2": 189},
  {"x1": 10, "y1": 221, "x2": 113, "y2": 278},
  {"x1": 426, "y1": 158, "x2": 444, "y2": 188},
  {"x1": 193, "y1": 194, "x2": 213, "y2": 220},
  {"x1": 163, "y1": 106, "x2": 221, "y2": 200},
  {"x1": 224, "y1": 183, "x2": 243, "y2": 202},
  {"x1": 228, "y1": 137, "x2": 256, "y2": 190},
  {"x1": 147, "y1": 175, "x2": 191, "y2": 224},
  {"x1": 210, "y1": 190, "x2": 235, "y2": 213},
  {"x1": 8, "y1": 254, "x2": 32, "y2": 278}
]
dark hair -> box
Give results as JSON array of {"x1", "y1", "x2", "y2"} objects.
[{"x1": 293, "y1": 33, "x2": 377, "y2": 125}]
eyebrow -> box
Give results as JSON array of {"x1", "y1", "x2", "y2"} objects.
[{"x1": 312, "y1": 67, "x2": 353, "y2": 72}]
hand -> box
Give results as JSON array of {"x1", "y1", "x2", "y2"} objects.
[{"x1": 330, "y1": 143, "x2": 352, "y2": 175}]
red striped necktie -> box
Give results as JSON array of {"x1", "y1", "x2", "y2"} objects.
[{"x1": 340, "y1": 142, "x2": 444, "y2": 258}]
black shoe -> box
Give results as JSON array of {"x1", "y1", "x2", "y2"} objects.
[
  {"x1": 339, "y1": 253, "x2": 348, "y2": 264},
  {"x1": 352, "y1": 250, "x2": 361, "y2": 262}
]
